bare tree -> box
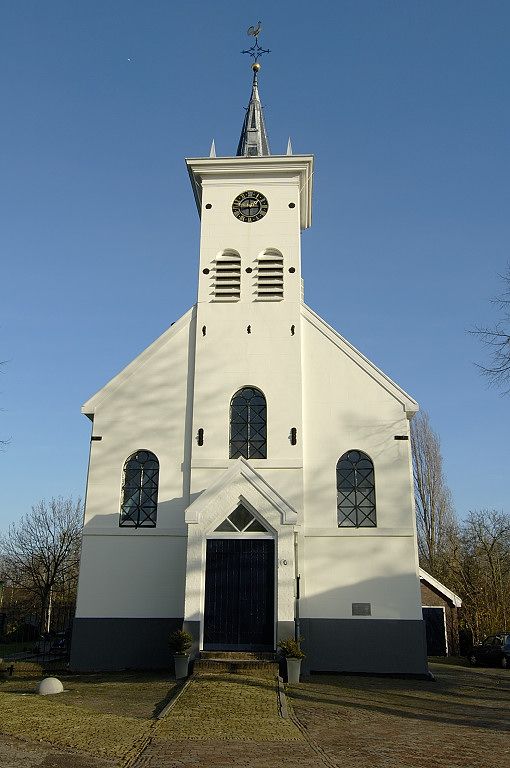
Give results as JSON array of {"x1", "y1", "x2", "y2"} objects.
[
  {"x1": 411, "y1": 410, "x2": 456, "y2": 578},
  {"x1": 0, "y1": 497, "x2": 82, "y2": 633},
  {"x1": 473, "y1": 266, "x2": 510, "y2": 393},
  {"x1": 447, "y1": 510, "x2": 510, "y2": 642}
]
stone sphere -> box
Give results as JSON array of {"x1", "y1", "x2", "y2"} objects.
[{"x1": 38, "y1": 677, "x2": 64, "y2": 695}]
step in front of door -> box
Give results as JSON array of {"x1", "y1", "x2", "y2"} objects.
[
  {"x1": 193, "y1": 658, "x2": 279, "y2": 679},
  {"x1": 200, "y1": 651, "x2": 276, "y2": 660}
]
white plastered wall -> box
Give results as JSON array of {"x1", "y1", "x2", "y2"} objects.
[
  {"x1": 189, "y1": 162, "x2": 308, "y2": 518},
  {"x1": 300, "y1": 307, "x2": 422, "y2": 620},
  {"x1": 75, "y1": 310, "x2": 196, "y2": 618},
  {"x1": 76, "y1": 534, "x2": 187, "y2": 618}
]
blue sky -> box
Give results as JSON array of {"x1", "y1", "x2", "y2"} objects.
[{"x1": 1, "y1": 1, "x2": 508, "y2": 529}]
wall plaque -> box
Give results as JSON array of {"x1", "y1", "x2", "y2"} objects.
[{"x1": 352, "y1": 603, "x2": 371, "y2": 616}]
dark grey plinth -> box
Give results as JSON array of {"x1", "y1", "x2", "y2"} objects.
[
  {"x1": 299, "y1": 618, "x2": 429, "y2": 676},
  {"x1": 70, "y1": 617, "x2": 183, "y2": 671}
]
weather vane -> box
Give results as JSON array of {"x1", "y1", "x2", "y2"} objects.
[{"x1": 242, "y1": 22, "x2": 270, "y2": 67}]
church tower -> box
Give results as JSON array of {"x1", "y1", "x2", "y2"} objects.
[
  {"x1": 71, "y1": 33, "x2": 428, "y2": 675},
  {"x1": 187, "y1": 63, "x2": 313, "y2": 514},
  {"x1": 183, "y1": 58, "x2": 313, "y2": 650}
]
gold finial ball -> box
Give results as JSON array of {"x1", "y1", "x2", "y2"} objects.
[{"x1": 252, "y1": 62, "x2": 261, "y2": 72}]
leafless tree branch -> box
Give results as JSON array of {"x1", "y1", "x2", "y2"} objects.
[{"x1": 0, "y1": 497, "x2": 83, "y2": 633}]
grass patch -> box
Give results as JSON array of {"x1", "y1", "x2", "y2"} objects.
[
  {"x1": 0, "y1": 691, "x2": 149, "y2": 760},
  {"x1": 1, "y1": 670, "x2": 177, "y2": 720},
  {"x1": 428, "y1": 655, "x2": 469, "y2": 667},
  {"x1": 0, "y1": 671, "x2": 177, "y2": 761},
  {"x1": 58, "y1": 672, "x2": 177, "y2": 719}
]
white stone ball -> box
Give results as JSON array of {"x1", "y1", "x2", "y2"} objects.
[{"x1": 38, "y1": 677, "x2": 64, "y2": 695}]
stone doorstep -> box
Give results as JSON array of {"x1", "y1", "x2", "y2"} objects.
[
  {"x1": 199, "y1": 651, "x2": 276, "y2": 660},
  {"x1": 193, "y1": 659, "x2": 280, "y2": 679}
]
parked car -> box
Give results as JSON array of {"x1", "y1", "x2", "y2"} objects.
[{"x1": 468, "y1": 633, "x2": 510, "y2": 669}]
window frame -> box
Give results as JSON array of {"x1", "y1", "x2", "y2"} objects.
[
  {"x1": 336, "y1": 449, "x2": 376, "y2": 528},
  {"x1": 229, "y1": 386, "x2": 267, "y2": 460},
  {"x1": 119, "y1": 449, "x2": 159, "y2": 528}
]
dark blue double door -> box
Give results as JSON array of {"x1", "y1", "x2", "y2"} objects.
[{"x1": 204, "y1": 539, "x2": 275, "y2": 650}]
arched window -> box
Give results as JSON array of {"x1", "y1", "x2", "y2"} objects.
[
  {"x1": 336, "y1": 450, "x2": 376, "y2": 528},
  {"x1": 229, "y1": 387, "x2": 267, "y2": 459},
  {"x1": 119, "y1": 450, "x2": 159, "y2": 528}
]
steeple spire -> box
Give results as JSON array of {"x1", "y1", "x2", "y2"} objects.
[
  {"x1": 236, "y1": 64, "x2": 270, "y2": 157},
  {"x1": 237, "y1": 24, "x2": 271, "y2": 157}
]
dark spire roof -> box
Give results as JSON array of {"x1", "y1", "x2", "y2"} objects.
[{"x1": 236, "y1": 67, "x2": 270, "y2": 157}]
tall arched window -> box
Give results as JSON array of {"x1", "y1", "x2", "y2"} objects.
[
  {"x1": 229, "y1": 387, "x2": 267, "y2": 459},
  {"x1": 336, "y1": 450, "x2": 376, "y2": 528},
  {"x1": 120, "y1": 450, "x2": 159, "y2": 528}
]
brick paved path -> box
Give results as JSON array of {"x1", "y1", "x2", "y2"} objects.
[
  {"x1": 288, "y1": 664, "x2": 510, "y2": 768},
  {"x1": 133, "y1": 674, "x2": 325, "y2": 767}
]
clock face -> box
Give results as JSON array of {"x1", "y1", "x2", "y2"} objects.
[{"x1": 232, "y1": 190, "x2": 269, "y2": 222}]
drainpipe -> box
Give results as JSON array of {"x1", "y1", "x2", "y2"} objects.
[{"x1": 294, "y1": 532, "x2": 301, "y2": 643}]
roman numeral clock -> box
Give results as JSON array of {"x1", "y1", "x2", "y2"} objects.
[{"x1": 232, "y1": 190, "x2": 269, "y2": 222}]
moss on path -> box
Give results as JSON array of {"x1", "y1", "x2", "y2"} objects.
[{"x1": 156, "y1": 674, "x2": 302, "y2": 741}]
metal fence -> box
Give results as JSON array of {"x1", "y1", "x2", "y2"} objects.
[{"x1": 0, "y1": 584, "x2": 75, "y2": 670}]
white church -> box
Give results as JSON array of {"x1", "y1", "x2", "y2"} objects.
[{"x1": 71, "y1": 53, "x2": 428, "y2": 675}]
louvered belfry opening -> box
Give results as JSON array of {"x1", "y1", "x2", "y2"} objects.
[
  {"x1": 213, "y1": 250, "x2": 241, "y2": 300},
  {"x1": 257, "y1": 249, "x2": 284, "y2": 300}
]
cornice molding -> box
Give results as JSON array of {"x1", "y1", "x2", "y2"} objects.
[{"x1": 186, "y1": 155, "x2": 314, "y2": 230}]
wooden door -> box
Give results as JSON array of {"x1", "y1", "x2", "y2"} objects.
[
  {"x1": 204, "y1": 539, "x2": 274, "y2": 650},
  {"x1": 422, "y1": 607, "x2": 447, "y2": 655}
]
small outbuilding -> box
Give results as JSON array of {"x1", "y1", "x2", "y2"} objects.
[{"x1": 420, "y1": 568, "x2": 462, "y2": 656}]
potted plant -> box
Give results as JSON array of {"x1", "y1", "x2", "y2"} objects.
[
  {"x1": 278, "y1": 637, "x2": 305, "y2": 683},
  {"x1": 169, "y1": 629, "x2": 193, "y2": 680}
]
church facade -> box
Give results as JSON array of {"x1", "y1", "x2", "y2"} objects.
[{"x1": 71, "y1": 62, "x2": 428, "y2": 675}]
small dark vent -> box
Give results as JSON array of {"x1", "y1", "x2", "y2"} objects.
[
  {"x1": 257, "y1": 251, "x2": 284, "y2": 300},
  {"x1": 213, "y1": 252, "x2": 241, "y2": 300}
]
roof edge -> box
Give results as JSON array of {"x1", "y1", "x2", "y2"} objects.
[
  {"x1": 419, "y1": 568, "x2": 462, "y2": 607},
  {"x1": 81, "y1": 305, "x2": 196, "y2": 417},
  {"x1": 301, "y1": 304, "x2": 419, "y2": 416}
]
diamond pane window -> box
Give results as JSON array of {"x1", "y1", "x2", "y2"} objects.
[
  {"x1": 120, "y1": 450, "x2": 159, "y2": 528},
  {"x1": 229, "y1": 387, "x2": 267, "y2": 459},
  {"x1": 214, "y1": 504, "x2": 268, "y2": 533},
  {"x1": 337, "y1": 450, "x2": 376, "y2": 528}
]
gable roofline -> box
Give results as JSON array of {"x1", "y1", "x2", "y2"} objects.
[
  {"x1": 185, "y1": 456, "x2": 298, "y2": 525},
  {"x1": 419, "y1": 568, "x2": 462, "y2": 607},
  {"x1": 81, "y1": 305, "x2": 196, "y2": 419},
  {"x1": 301, "y1": 304, "x2": 419, "y2": 417}
]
